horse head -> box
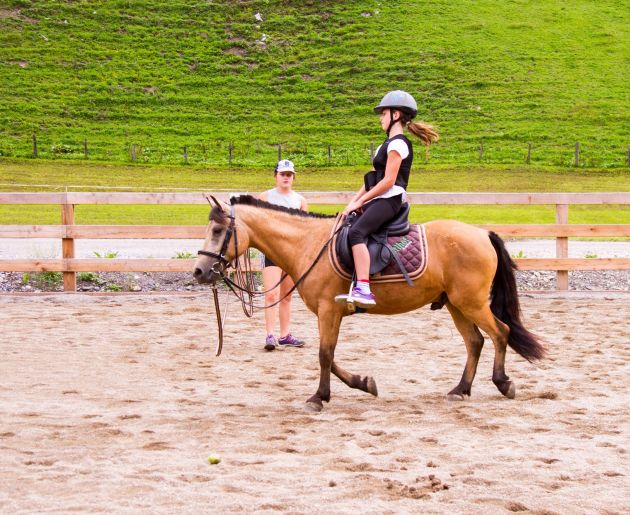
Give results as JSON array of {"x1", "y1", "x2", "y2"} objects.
[{"x1": 193, "y1": 196, "x2": 250, "y2": 284}]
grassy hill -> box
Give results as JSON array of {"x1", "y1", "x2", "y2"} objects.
[{"x1": 1, "y1": 1, "x2": 629, "y2": 168}]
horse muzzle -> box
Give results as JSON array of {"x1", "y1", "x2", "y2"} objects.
[{"x1": 193, "y1": 259, "x2": 225, "y2": 284}]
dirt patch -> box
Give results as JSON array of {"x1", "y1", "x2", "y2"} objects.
[{"x1": 0, "y1": 8, "x2": 38, "y2": 24}]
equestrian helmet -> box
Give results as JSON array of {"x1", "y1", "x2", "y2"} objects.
[
  {"x1": 374, "y1": 90, "x2": 418, "y2": 117},
  {"x1": 275, "y1": 159, "x2": 295, "y2": 173}
]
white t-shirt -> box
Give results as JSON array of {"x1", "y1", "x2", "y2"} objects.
[
  {"x1": 265, "y1": 188, "x2": 304, "y2": 209},
  {"x1": 373, "y1": 139, "x2": 410, "y2": 200}
]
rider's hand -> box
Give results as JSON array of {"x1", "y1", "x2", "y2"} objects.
[{"x1": 342, "y1": 200, "x2": 362, "y2": 216}]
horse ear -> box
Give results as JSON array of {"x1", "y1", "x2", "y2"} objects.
[{"x1": 209, "y1": 195, "x2": 221, "y2": 208}]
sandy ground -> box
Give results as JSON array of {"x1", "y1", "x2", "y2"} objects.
[{"x1": 1, "y1": 293, "x2": 628, "y2": 514}]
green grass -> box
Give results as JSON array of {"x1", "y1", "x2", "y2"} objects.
[
  {"x1": 1, "y1": 157, "x2": 628, "y2": 225},
  {"x1": 1, "y1": 1, "x2": 629, "y2": 168},
  {"x1": 1, "y1": 158, "x2": 628, "y2": 192},
  {"x1": 3, "y1": 198, "x2": 628, "y2": 226}
]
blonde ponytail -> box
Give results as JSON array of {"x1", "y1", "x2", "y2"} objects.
[
  {"x1": 406, "y1": 120, "x2": 439, "y2": 145},
  {"x1": 403, "y1": 118, "x2": 439, "y2": 160}
]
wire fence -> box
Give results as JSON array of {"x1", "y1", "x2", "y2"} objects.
[{"x1": 2, "y1": 134, "x2": 629, "y2": 168}]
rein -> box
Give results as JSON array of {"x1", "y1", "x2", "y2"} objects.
[{"x1": 198, "y1": 203, "x2": 350, "y2": 356}]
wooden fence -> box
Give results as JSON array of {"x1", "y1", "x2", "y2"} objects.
[{"x1": 0, "y1": 191, "x2": 629, "y2": 292}]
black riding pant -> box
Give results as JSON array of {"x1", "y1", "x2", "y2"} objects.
[{"x1": 348, "y1": 195, "x2": 403, "y2": 247}]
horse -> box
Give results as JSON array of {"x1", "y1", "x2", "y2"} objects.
[{"x1": 193, "y1": 195, "x2": 544, "y2": 412}]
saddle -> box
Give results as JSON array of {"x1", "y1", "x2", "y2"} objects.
[{"x1": 334, "y1": 203, "x2": 415, "y2": 286}]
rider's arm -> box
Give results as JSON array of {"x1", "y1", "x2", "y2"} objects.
[
  {"x1": 259, "y1": 191, "x2": 268, "y2": 201},
  {"x1": 300, "y1": 196, "x2": 308, "y2": 212},
  {"x1": 358, "y1": 150, "x2": 402, "y2": 204}
]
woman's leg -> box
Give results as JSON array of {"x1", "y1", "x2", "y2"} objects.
[
  {"x1": 277, "y1": 273, "x2": 305, "y2": 347},
  {"x1": 348, "y1": 196, "x2": 402, "y2": 280},
  {"x1": 263, "y1": 265, "x2": 282, "y2": 337},
  {"x1": 351, "y1": 244, "x2": 370, "y2": 282},
  {"x1": 278, "y1": 274, "x2": 294, "y2": 338}
]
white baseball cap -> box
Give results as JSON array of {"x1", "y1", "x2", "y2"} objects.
[{"x1": 275, "y1": 159, "x2": 296, "y2": 173}]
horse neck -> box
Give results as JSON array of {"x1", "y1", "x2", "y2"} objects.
[{"x1": 236, "y1": 205, "x2": 333, "y2": 277}]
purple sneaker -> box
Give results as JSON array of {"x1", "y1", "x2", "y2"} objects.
[
  {"x1": 278, "y1": 333, "x2": 305, "y2": 348},
  {"x1": 264, "y1": 334, "x2": 277, "y2": 351},
  {"x1": 349, "y1": 287, "x2": 376, "y2": 307}
]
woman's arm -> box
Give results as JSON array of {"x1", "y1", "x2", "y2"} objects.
[
  {"x1": 360, "y1": 150, "x2": 402, "y2": 202},
  {"x1": 300, "y1": 196, "x2": 308, "y2": 212},
  {"x1": 343, "y1": 151, "x2": 402, "y2": 214},
  {"x1": 343, "y1": 185, "x2": 366, "y2": 215}
]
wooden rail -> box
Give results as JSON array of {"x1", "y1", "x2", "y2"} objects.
[{"x1": 1, "y1": 191, "x2": 629, "y2": 292}]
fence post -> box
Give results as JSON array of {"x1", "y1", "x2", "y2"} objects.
[
  {"x1": 479, "y1": 141, "x2": 483, "y2": 160},
  {"x1": 277, "y1": 144, "x2": 281, "y2": 161},
  {"x1": 555, "y1": 204, "x2": 569, "y2": 290},
  {"x1": 84, "y1": 139, "x2": 88, "y2": 159},
  {"x1": 228, "y1": 142, "x2": 233, "y2": 164},
  {"x1": 370, "y1": 143, "x2": 374, "y2": 161},
  {"x1": 627, "y1": 146, "x2": 630, "y2": 166},
  {"x1": 32, "y1": 133, "x2": 38, "y2": 157},
  {"x1": 526, "y1": 143, "x2": 531, "y2": 164},
  {"x1": 327, "y1": 144, "x2": 331, "y2": 164},
  {"x1": 574, "y1": 142, "x2": 579, "y2": 166},
  {"x1": 61, "y1": 193, "x2": 76, "y2": 292},
  {"x1": 131, "y1": 144, "x2": 136, "y2": 162},
  {"x1": 183, "y1": 146, "x2": 188, "y2": 163}
]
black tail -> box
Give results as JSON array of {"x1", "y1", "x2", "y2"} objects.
[{"x1": 488, "y1": 231, "x2": 545, "y2": 362}]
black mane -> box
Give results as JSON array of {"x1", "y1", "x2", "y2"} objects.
[{"x1": 230, "y1": 194, "x2": 336, "y2": 219}]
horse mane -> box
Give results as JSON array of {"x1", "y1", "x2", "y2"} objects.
[{"x1": 230, "y1": 194, "x2": 335, "y2": 219}]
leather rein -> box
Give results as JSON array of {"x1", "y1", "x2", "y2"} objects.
[{"x1": 197, "y1": 202, "x2": 349, "y2": 357}]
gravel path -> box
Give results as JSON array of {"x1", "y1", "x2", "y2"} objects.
[{"x1": 1, "y1": 238, "x2": 628, "y2": 293}]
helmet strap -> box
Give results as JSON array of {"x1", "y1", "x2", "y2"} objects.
[{"x1": 386, "y1": 110, "x2": 401, "y2": 137}]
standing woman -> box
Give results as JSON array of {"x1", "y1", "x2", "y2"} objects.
[
  {"x1": 259, "y1": 159, "x2": 309, "y2": 351},
  {"x1": 337, "y1": 90, "x2": 439, "y2": 307}
]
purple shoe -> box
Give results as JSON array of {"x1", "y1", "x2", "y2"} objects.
[
  {"x1": 278, "y1": 333, "x2": 305, "y2": 348},
  {"x1": 264, "y1": 334, "x2": 277, "y2": 351},
  {"x1": 349, "y1": 287, "x2": 376, "y2": 307}
]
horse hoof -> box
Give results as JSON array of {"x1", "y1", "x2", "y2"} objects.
[
  {"x1": 447, "y1": 393, "x2": 465, "y2": 402},
  {"x1": 305, "y1": 401, "x2": 323, "y2": 413},
  {"x1": 504, "y1": 382, "x2": 516, "y2": 399},
  {"x1": 366, "y1": 377, "x2": 378, "y2": 397}
]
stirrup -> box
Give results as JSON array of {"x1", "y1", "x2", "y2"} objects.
[
  {"x1": 334, "y1": 293, "x2": 350, "y2": 303},
  {"x1": 335, "y1": 293, "x2": 356, "y2": 311}
]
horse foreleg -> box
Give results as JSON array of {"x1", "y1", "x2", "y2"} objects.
[
  {"x1": 306, "y1": 307, "x2": 342, "y2": 412},
  {"x1": 331, "y1": 362, "x2": 378, "y2": 397},
  {"x1": 445, "y1": 302, "x2": 484, "y2": 401}
]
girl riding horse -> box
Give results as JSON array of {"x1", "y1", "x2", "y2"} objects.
[{"x1": 337, "y1": 90, "x2": 438, "y2": 307}]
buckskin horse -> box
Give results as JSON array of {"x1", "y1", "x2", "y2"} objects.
[{"x1": 193, "y1": 195, "x2": 544, "y2": 412}]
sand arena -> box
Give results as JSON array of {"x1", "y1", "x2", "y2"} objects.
[{"x1": 1, "y1": 293, "x2": 628, "y2": 513}]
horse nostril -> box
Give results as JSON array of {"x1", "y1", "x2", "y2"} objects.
[{"x1": 193, "y1": 267, "x2": 203, "y2": 278}]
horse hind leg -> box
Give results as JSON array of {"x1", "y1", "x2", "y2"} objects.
[
  {"x1": 445, "y1": 302, "x2": 485, "y2": 401},
  {"x1": 458, "y1": 303, "x2": 515, "y2": 399},
  {"x1": 331, "y1": 361, "x2": 378, "y2": 397}
]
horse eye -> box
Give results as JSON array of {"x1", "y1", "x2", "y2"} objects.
[{"x1": 212, "y1": 227, "x2": 223, "y2": 236}]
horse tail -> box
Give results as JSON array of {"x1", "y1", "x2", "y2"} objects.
[{"x1": 488, "y1": 231, "x2": 545, "y2": 362}]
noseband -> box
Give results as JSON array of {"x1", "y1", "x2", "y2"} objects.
[{"x1": 197, "y1": 204, "x2": 237, "y2": 273}]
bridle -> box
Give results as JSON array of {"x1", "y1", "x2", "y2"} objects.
[
  {"x1": 197, "y1": 198, "x2": 351, "y2": 357},
  {"x1": 197, "y1": 203, "x2": 236, "y2": 275}
]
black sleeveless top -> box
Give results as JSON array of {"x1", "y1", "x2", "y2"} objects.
[{"x1": 364, "y1": 134, "x2": 413, "y2": 192}]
